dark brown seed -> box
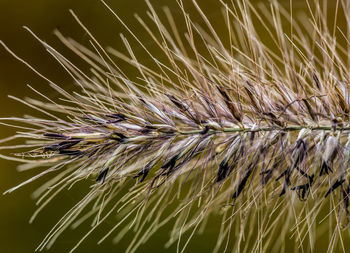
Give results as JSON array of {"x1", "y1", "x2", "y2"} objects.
[{"x1": 96, "y1": 167, "x2": 109, "y2": 183}]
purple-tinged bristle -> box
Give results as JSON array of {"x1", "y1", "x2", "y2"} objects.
[{"x1": 43, "y1": 133, "x2": 70, "y2": 139}]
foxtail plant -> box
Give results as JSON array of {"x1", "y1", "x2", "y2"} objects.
[{"x1": 2, "y1": 0, "x2": 350, "y2": 252}]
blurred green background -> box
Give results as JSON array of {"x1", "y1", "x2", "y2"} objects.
[
  {"x1": 0, "y1": 0, "x2": 344, "y2": 252},
  {"x1": 0, "y1": 1, "x2": 234, "y2": 252}
]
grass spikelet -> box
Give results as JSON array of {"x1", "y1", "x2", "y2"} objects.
[{"x1": 2, "y1": 0, "x2": 350, "y2": 252}]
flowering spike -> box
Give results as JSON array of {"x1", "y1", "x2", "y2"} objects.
[{"x1": 2, "y1": 0, "x2": 350, "y2": 252}]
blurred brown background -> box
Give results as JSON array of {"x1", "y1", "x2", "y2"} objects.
[{"x1": 0, "y1": 0, "x2": 342, "y2": 252}]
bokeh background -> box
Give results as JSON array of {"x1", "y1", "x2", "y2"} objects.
[
  {"x1": 0, "y1": 0, "x2": 344, "y2": 252},
  {"x1": 0, "y1": 1, "x2": 234, "y2": 252}
]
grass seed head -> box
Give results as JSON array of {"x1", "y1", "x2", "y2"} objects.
[{"x1": 2, "y1": 0, "x2": 350, "y2": 252}]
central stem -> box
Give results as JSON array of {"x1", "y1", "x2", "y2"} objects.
[{"x1": 179, "y1": 125, "x2": 350, "y2": 135}]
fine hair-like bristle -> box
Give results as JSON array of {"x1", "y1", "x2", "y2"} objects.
[{"x1": 2, "y1": 0, "x2": 350, "y2": 252}]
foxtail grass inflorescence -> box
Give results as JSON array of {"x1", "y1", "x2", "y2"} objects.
[{"x1": 2, "y1": 0, "x2": 350, "y2": 252}]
